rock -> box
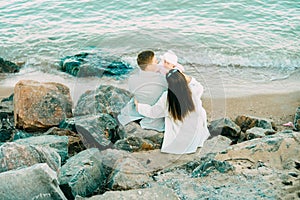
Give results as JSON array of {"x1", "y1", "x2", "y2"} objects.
[
  {"x1": 44, "y1": 127, "x2": 85, "y2": 157},
  {"x1": 124, "y1": 122, "x2": 163, "y2": 148},
  {"x1": 12, "y1": 130, "x2": 33, "y2": 140},
  {"x1": 191, "y1": 158, "x2": 234, "y2": 177},
  {"x1": 0, "y1": 142, "x2": 61, "y2": 172},
  {"x1": 0, "y1": 117, "x2": 15, "y2": 142},
  {"x1": 74, "y1": 85, "x2": 133, "y2": 116},
  {"x1": 199, "y1": 135, "x2": 232, "y2": 156},
  {"x1": 129, "y1": 135, "x2": 232, "y2": 175},
  {"x1": 0, "y1": 93, "x2": 14, "y2": 120},
  {"x1": 235, "y1": 115, "x2": 276, "y2": 132},
  {"x1": 15, "y1": 135, "x2": 69, "y2": 163},
  {"x1": 294, "y1": 107, "x2": 300, "y2": 131},
  {"x1": 154, "y1": 169, "x2": 278, "y2": 200},
  {"x1": 98, "y1": 148, "x2": 131, "y2": 178},
  {"x1": 0, "y1": 163, "x2": 67, "y2": 200},
  {"x1": 107, "y1": 157, "x2": 153, "y2": 190},
  {"x1": 59, "y1": 52, "x2": 133, "y2": 78},
  {"x1": 245, "y1": 127, "x2": 276, "y2": 140},
  {"x1": 58, "y1": 148, "x2": 106, "y2": 198},
  {"x1": 215, "y1": 131, "x2": 300, "y2": 170},
  {"x1": 14, "y1": 80, "x2": 72, "y2": 131},
  {"x1": 208, "y1": 117, "x2": 241, "y2": 143},
  {"x1": 0, "y1": 57, "x2": 20, "y2": 73},
  {"x1": 59, "y1": 114, "x2": 125, "y2": 149},
  {"x1": 75, "y1": 186, "x2": 179, "y2": 200},
  {"x1": 114, "y1": 136, "x2": 156, "y2": 152},
  {"x1": 0, "y1": 94, "x2": 15, "y2": 142}
]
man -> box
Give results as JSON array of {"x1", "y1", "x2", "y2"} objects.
[{"x1": 118, "y1": 50, "x2": 167, "y2": 132}]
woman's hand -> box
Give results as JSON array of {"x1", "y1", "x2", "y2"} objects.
[{"x1": 134, "y1": 98, "x2": 138, "y2": 111}]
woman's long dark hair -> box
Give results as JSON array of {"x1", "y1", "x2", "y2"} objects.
[{"x1": 166, "y1": 69, "x2": 195, "y2": 121}]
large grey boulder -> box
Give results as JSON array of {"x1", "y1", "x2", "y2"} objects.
[
  {"x1": 59, "y1": 114, "x2": 125, "y2": 149},
  {"x1": 0, "y1": 142, "x2": 60, "y2": 173},
  {"x1": 98, "y1": 148, "x2": 131, "y2": 178},
  {"x1": 15, "y1": 135, "x2": 69, "y2": 163},
  {"x1": 74, "y1": 84, "x2": 132, "y2": 116},
  {"x1": 107, "y1": 157, "x2": 153, "y2": 190},
  {"x1": 58, "y1": 148, "x2": 106, "y2": 198},
  {"x1": 245, "y1": 127, "x2": 276, "y2": 140},
  {"x1": 208, "y1": 117, "x2": 241, "y2": 142},
  {"x1": 0, "y1": 163, "x2": 67, "y2": 200},
  {"x1": 215, "y1": 131, "x2": 300, "y2": 170}
]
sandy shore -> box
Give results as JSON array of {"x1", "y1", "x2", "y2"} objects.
[
  {"x1": 1, "y1": 85, "x2": 299, "y2": 130},
  {"x1": 203, "y1": 90, "x2": 300, "y2": 129}
]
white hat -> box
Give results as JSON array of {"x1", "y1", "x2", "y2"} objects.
[
  {"x1": 162, "y1": 50, "x2": 185, "y2": 72},
  {"x1": 162, "y1": 50, "x2": 178, "y2": 65}
]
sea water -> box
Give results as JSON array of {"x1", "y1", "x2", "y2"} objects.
[{"x1": 0, "y1": 0, "x2": 299, "y2": 100}]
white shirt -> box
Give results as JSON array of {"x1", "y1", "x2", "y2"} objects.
[{"x1": 137, "y1": 77, "x2": 210, "y2": 154}]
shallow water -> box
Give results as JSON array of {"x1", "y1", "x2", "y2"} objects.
[{"x1": 0, "y1": 0, "x2": 299, "y2": 100}]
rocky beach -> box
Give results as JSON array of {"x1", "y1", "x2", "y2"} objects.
[{"x1": 0, "y1": 57, "x2": 300, "y2": 199}]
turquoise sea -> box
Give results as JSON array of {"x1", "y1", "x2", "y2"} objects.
[{"x1": 0, "y1": 0, "x2": 299, "y2": 100}]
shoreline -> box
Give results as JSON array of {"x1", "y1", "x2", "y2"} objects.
[{"x1": 1, "y1": 84, "x2": 299, "y2": 129}]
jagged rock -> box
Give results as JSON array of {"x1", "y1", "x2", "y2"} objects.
[
  {"x1": 208, "y1": 117, "x2": 241, "y2": 143},
  {"x1": 114, "y1": 136, "x2": 155, "y2": 152},
  {"x1": 0, "y1": 94, "x2": 15, "y2": 142},
  {"x1": 0, "y1": 57, "x2": 20, "y2": 73},
  {"x1": 191, "y1": 158, "x2": 234, "y2": 177},
  {"x1": 15, "y1": 135, "x2": 69, "y2": 163},
  {"x1": 59, "y1": 114, "x2": 125, "y2": 149},
  {"x1": 0, "y1": 163, "x2": 67, "y2": 200},
  {"x1": 245, "y1": 127, "x2": 276, "y2": 140},
  {"x1": 235, "y1": 115, "x2": 276, "y2": 132},
  {"x1": 44, "y1": 127, "x2": 85, "y2": 157},
  {"x1": 215, "y1": 131, "x2": 300, "y2": 170},
  {"x1": 107, "y1": 157, "x2": 153, "y2": 190},
  {"x1": 124, "y1": 122, "x2": 163, "y2": 148},
  {"x1": 12, "y1": 130, "x2": 33, "y2": 140},
  {"x1": 98, "y1": 148, "x2": 131, "y2": 178},
  {"x1": 74, "y1": 85, "x2": 133, "y2": 116},
  {"x1": 0, "y1": 142, "x2": 61, "y2": 172},
  {"x1": 199, "y1": 135, "x2": 232, "y2": 156},
  {"x1": 58, "y1": 148, "x2": 106, "y2": 198},
  {"x1": 14, "y1": 80, "x2": 72, "y2": 131},
  {"x1": 294, "y1": 107, "x2": 300, "y2": 131},
  {"x1": 0, "y1": 93, "x2": 14, "y2": 120},
  {"x1": 0, "y1": 117, "x2": 15, "y2": 142},
  {"x1": 59, "y1": 52, "x2": 133, "y2": 78},
  {"x1": 75, "y1": 186, "x2": 179, "y2": 200}
]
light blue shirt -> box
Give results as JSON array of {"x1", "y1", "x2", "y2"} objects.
[{"x1": 118, "y1": 70, "x2": 167, "y2": 132}]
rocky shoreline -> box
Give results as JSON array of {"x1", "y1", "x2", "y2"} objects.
[{"x1": 0, "y1": 78, "x2": 299, "y2": 200}]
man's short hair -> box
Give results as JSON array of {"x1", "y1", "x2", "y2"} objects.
[{"x1": 137, "y1": 50, "x2": 154, "y2": 70}]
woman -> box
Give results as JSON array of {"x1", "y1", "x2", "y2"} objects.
[{"x1": 135, "y1": 69, "x2": 210, "y2": 154}]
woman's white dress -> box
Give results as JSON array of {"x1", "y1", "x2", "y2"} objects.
[{"x1": 137, "y1": 77, "x2": 210, "y2": 154}]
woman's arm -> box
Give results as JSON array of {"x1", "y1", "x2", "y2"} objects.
[
  {"x1": 189, "y1": 77, "x2": 204, "y2": 98},
  {"x1": 135, "y1": 91, "x2": 168, "y2": 118}
]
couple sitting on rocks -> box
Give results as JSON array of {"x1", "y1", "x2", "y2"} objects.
[{"x1": 117, "y1": 50, "x2": 210, "y2": 154}]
